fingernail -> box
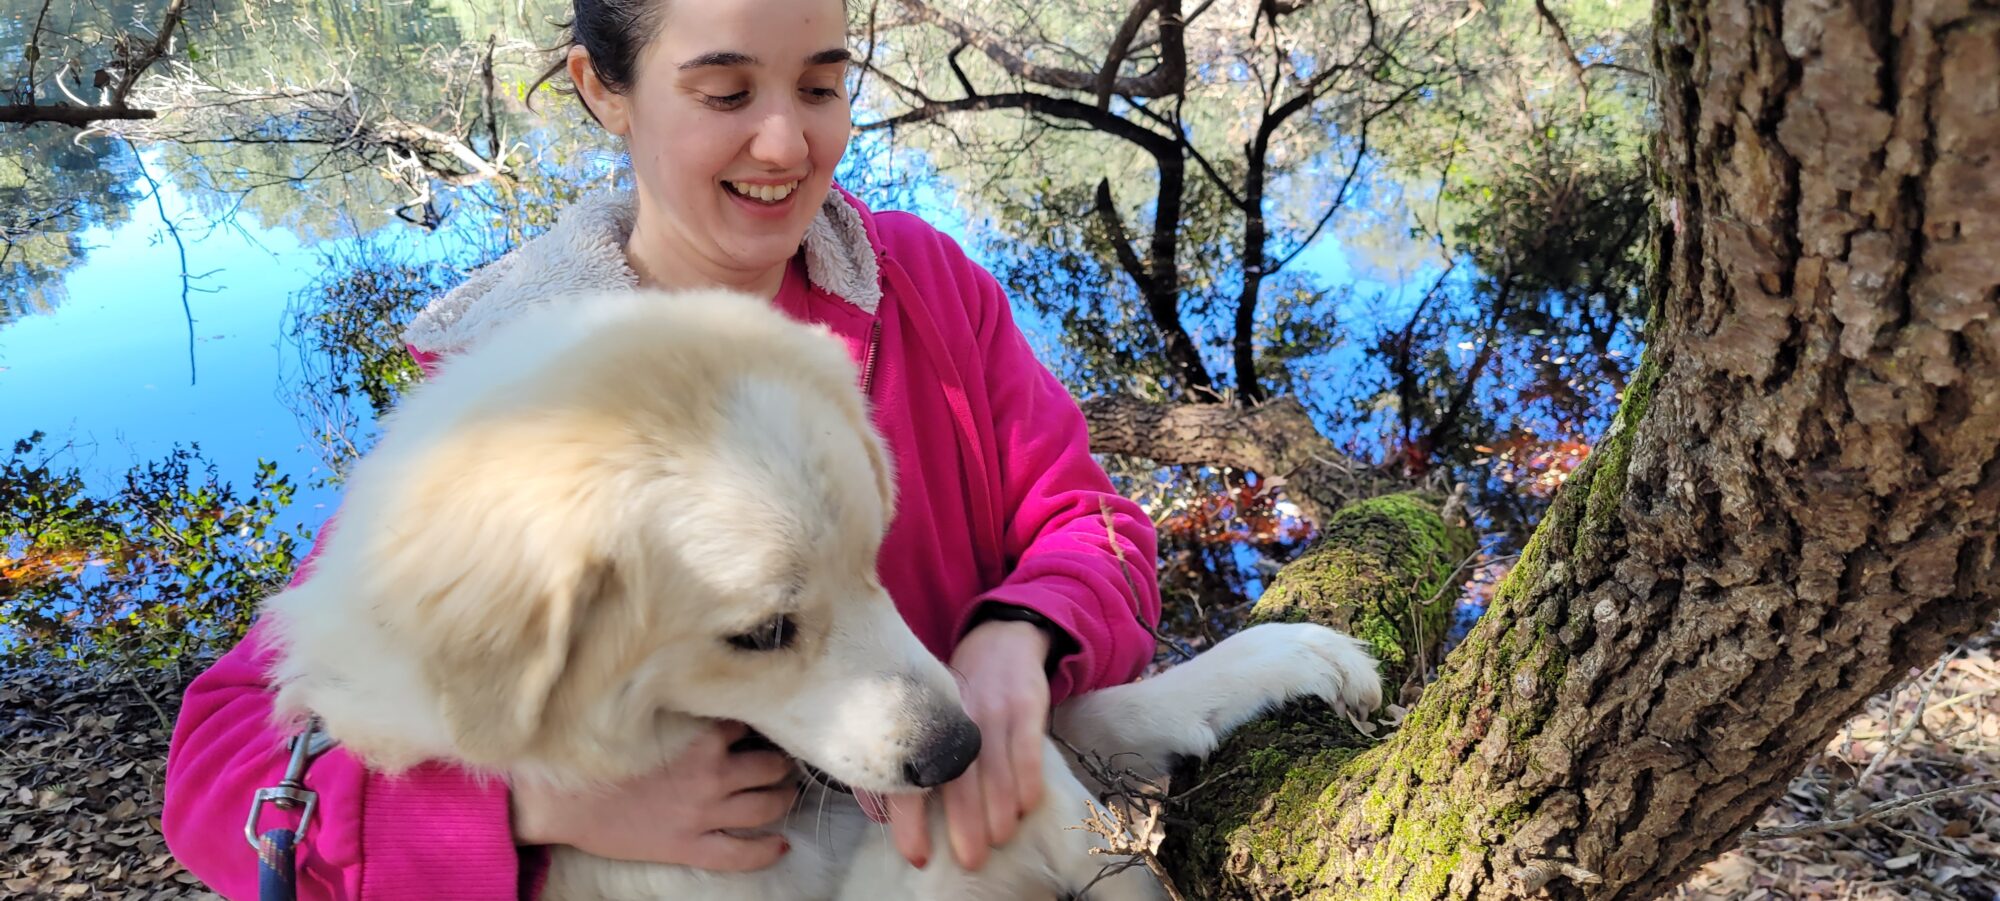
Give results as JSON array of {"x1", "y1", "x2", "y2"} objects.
[
  {"x1": 779, "y1": 840, "x2": 792, "y2": 855},
  {"x1": 912, "y1": 855, "x2": 928, "y2": 870}
]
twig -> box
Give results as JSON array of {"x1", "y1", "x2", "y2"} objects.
[
  {"x1": 120, "y1": 665, "x2": 173, "y2": 731},
  {"x1": 1102, "y1": 498, "x2": 1194, "y2": 661},
  {"x1": 23, "y1": 0, "x2": 56, "y2": 103},
  {"x1": 1741, "y1": 780, "x2": 2000, "y2": 842},
  {"x1": 1836, "y1": 645, "x2": 1964, "y2": 812}
]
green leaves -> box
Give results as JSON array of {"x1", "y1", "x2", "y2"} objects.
[{"x1": 1, "y1": 435, "x2": 310, "y2": 668}]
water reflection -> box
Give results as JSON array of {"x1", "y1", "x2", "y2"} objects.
[{"x1": 1, "y1": 0, "x2": 575, "y2": 302}]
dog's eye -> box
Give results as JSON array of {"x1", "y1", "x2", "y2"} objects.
[{"x1": 726, "y1": 615, "x2": 797, "y2": 652}]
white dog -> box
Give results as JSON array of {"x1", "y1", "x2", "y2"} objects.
[{"x1": 263, "y1": 289, "x2": 1382, "y2": 900}]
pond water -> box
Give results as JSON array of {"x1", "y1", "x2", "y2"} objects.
[{"x1": 2, "y1": 0, "x2": 1404, "y2": 532}]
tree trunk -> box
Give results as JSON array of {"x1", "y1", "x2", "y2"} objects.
[{"x1": 1165, "y1": 0, "x2": 2000, "y2": 896}]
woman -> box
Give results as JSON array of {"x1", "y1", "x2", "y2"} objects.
[{"x1": 161, "y1": 0, "x2": 1162, "y2": 896}]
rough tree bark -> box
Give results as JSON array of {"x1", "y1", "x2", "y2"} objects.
[{"x1": 1139, "y1": 0, "x2": 2000, "y2": 896}]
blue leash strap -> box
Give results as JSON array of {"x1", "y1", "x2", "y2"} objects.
[
  {"x1": 257, "y1": 828, "x2": 299, "y2": 901},
  {"x1": 245, "y1": 718, "x2": 329, "y2": 901}
]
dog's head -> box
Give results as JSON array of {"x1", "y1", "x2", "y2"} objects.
[{"x1": 266, "y1": 290, "x2": 977, "y2": 793}]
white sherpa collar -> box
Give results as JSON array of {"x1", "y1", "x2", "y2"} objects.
[{"x1": 404, "y1": 187, "x2": 883, "y2": 355}]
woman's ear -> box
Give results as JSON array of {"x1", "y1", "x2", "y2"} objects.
[{"x1": 568, "y1": 45, "x2": 632, "y2": 136}]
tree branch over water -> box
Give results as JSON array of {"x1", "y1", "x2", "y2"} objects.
[{"x1": 0, "y1": 0, "x2": 190, "y2": 126}]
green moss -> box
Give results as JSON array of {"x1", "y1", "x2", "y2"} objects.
[
  {"x1": 1252, "y1": 492, "x2": 1474, "y2": 687},
  {"x1": 1577, "y1": 353, "x2": 1660, "y2": 560},
  {"x1": 1164, "y1": 494, "x2": 1487, "y2": 898}
]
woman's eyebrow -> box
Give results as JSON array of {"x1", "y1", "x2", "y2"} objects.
[
  {"x1": 680, "y1": 51, "x2": 756, "y2": 70},
  {"x1": 678, "y1": 48, "x2": 852, "y2": 70}
]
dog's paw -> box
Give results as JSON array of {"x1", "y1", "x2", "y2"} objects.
[{"x1": 1239, "y1": 622, "x2": 1384, "y2": 719}]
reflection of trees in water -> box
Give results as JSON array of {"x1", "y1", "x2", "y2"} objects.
[
  {"x1": 0, "y1": 0, "x2": 577, "y2": 302},
  {"x1": 0, "y1": 132, "x2": 140, "y2": 320},
  {"x1": 278, "y1": 244, "x2": 445, "y2": 480},
  {"x1": 0, "y1": 431, "x2": 308, "y2": 665},
  {"x1": 274, "y1": 164, "x2": 622, "y2": 482}
]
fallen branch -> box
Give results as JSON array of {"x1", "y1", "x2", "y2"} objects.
[
  {"x1": 1741, "y1": 780, "x2": 2000, "y2": 843},
  {"x1": 2, "y1": 0, "x2": 188, "y2": 127}
]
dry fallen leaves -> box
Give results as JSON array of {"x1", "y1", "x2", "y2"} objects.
[
  {"x1": 1672, "y1": 623, "x2": 2000, "y2": 901},
  {"x1": 1, "y1": 657, "x2": 214, "y2": 899}
]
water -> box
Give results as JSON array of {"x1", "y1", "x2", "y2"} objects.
[{"x1": 2, "y1": 1, "x2": 1524, "y2": 659}]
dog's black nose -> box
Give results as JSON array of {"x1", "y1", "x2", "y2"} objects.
[{"x1": 904, "y1": 716, "x2": 981, "y2": 788}]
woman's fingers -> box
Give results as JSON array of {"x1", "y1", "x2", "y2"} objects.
[{"x1": 887, "y1": 792, "x2": 932, "y2": 869}]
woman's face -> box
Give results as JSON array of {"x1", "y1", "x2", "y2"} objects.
[{"x1": 575, "y1": 0, "x2": 851, "y2": 288}]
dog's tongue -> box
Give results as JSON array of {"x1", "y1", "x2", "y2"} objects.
[{"x1": 856, "y1": 789, "x2": 891, "y2": 824}]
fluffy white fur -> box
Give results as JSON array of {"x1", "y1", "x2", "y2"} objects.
[{"x1": 263, "y1": 288, "x2": 1384, "y2": 900}]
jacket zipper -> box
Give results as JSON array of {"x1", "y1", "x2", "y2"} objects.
[{"x1": 859, "y1": 317, "x2": 882, "y2": 397}]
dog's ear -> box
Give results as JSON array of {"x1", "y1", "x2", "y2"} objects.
[{"x1": 415, "y1": 550, "x2": 620, "y2": 762}]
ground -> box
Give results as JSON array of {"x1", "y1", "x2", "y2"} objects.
[{"x1": 1, "y1": 629, "x2": 1995, "y2": 900}]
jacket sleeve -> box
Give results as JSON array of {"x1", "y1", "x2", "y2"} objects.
[
  {"x1": 944, "y1": 254, "x2": 1163, "y2": 704},
  {"x1": 163, "y1": 347, "x2": 533, "y2": 900}
]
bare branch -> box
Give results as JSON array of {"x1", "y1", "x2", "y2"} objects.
[
  {"x1": 2, "y1": 0, "x2": 189, "y2": 127},
  {"x1": 121, "y1": 137, "x2": 199, "y2": 386},
  {"x1": 1533, "y1": 0, "x2": 1592, "y2": 114},
  {"x1": 895, "y1": 0, "x2": 1183, "y2": 97},
  {"x1": 1095, "y1": 0, "x2": 1166, "y2": 111},
  {"x1": 1094, "y1": 178, "x2": 1156, "y2": 296},
  {"x1": 1742, "y1": 780, "x2": 2000, "y2": 843},
  {"x1": 22, "y1": 0, "x2": 56, "y2": 103},
  {"x1": 856, "y1": 90, "x2": 1178, "y2": 159}
]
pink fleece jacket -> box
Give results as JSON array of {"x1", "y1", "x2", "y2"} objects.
[{"x1": 162, "y1": 188, "x2": 1163, "y2": 900}]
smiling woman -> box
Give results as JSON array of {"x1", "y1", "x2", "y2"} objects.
[
  {"x1": 550, "y1": 0, "x2": 855, "y2": 298},
  {"x1": 160, "y1": 0, "x2": 1165, "y2": 896}
]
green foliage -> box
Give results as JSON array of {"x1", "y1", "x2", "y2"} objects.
[
  {"x1": 1, "y1": 433, "x2": 310, "y2": 667},
  {"x1": 279, "y1": 242, "x2": 453, "y2": 479}
]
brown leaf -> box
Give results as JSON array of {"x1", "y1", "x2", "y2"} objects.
[{"x1": 109, "y1": 798, "x2": 138, "y2": 820}]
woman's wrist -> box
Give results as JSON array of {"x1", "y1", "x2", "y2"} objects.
[
  {"x1": 963, "y1": 617, "x2": 1053, "y2": 664},
  {"x1": 509, "y1": 781, "x2": 559, "y2": 847},
  {"x1": 963, "y1": 603, "x2": 1076, "y2": 673}
]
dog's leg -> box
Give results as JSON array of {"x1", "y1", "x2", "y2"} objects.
[
  {"x1": 1052, "y1": 622, "x2": 1381, "y2": 778},
  {"x1": 833, "y1": 746, "x2": 1170, "y2": 901}
]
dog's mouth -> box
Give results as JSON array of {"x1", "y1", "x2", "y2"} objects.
[
  {"x1": 734, "y1": 728, "x2": 854, "y2": 795},
  {"x1": 798, "y1": 761, "x2": 854, "y2": 795}
]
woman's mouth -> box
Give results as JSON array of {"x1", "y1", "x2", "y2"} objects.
[{"x1": 724, "y1": 179, "x2": 801, "y2": 204}]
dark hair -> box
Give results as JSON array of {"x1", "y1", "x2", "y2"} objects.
[
  {"x1": 530, "y1": 0, "x2": 848, "y2": 122},
  {"x1": 530, "y1": 0, "x2": 673, "y2": 121}
]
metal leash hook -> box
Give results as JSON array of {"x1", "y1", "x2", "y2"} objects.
[{"x1": 244, "y1": 717, "x2": 329, "y2": 901}]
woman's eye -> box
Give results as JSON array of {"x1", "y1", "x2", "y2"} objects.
[
  {"x1": 726, "y1": 615, "x2": 798, "y2": 652},
  {"x1": 701, "y1": 91, "x2": 750, "y2": 110},
  {"x1": 802, "y1": 87, "x2": 841, "y2": 103}
]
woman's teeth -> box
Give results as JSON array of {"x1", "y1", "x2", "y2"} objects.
[{"x1": 727, "y1": 180, "x2": 799, "y2": 203}]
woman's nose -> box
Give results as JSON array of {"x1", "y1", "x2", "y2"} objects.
[{"x1": 748, "y1": 103, "x2": 810, "y2": 169}]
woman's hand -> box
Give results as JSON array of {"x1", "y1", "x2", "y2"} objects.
[
  {"x1": 511, "y1": 720, "x2": 797, "y2": 871},
  {"x1": 885, "y1": 618, "x2": 1052, "y2": 871}
]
